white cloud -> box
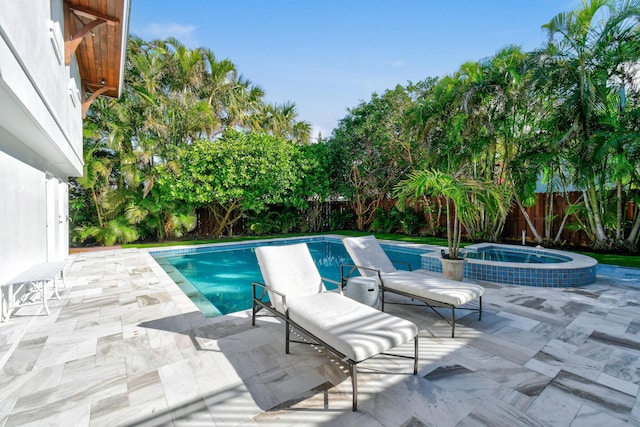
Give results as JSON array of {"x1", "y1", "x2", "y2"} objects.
[
  {"x1": 137, "y1": 22, "x2": 198, "y2": 46},
  {"x1": 392, "y1": 60, "x2": 405, "y2": 68}
]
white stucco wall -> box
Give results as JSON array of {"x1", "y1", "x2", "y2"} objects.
[
  {"x1": 0, "y1": 147, "x2": 47, "y2": 285},
  {"x1": 0, "y1": 0, "x2": 82, "y2": 282},
  {"x1": 0, "y1": 0, "x2": 83, "y2": 177}
]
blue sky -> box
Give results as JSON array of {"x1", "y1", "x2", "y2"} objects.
[{"x1": 130, "y1": 0, "x2": 581, "y2": 139}]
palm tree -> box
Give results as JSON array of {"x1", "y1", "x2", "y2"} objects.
[
  {"x1": 395, "y1": 169, "x2": 511, "y2": 260},
  {"x1": 539, "y1": 0, "x2": 640, "y2": 250},
  {"x1": 254, "y1": 101, "x2": 312, "y2": 144},
  {"x1": 199, "y1": 48, "x2": 268, "y2": 133},
  {"x1": 75, "y1": 138, "x2": 112, "y2": 228}
]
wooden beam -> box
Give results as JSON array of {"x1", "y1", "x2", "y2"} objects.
[
  {"x1": 84, "y1": 80, "x2": 115, "y2": 89},
  {"x1": 68, "y1": 4, "x2": 119, "y2": 25},
  {"x1": 64, "y1": 1, "x2": 120, "y2": 65},
  {"x1": 64, "y1": 0, "x2": 127, "y2": 102},
  {"x1": 82, "y1": 86, "x2": 111, "y2": 118},
  {"x1": 65, "y1": 18, "x2": 107, "y2": 64}
]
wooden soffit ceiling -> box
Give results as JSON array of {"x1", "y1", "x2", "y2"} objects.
[{"x1": 64, "y1": 0, "x2": 130, "y2": 101}]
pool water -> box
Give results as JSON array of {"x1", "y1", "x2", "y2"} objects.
[
  {"x1": 152, "y1": 238, "x2": 427, "y2": 316},
  {"x1": 463, "y1": 248, "x2": 568, "y2": 264}
]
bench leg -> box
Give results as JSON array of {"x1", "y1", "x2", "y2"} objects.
[
  {"x1": 35, "y1": 281, "x2": 50, "y2": 316},
  {"x1": 1, "y1": 286, "x2": 8, "y2": 322},
  {"x1": 53, "y1": 277, "x2": 61, "y2": 300},
  {"x1": 4, "y1": 284, "x2": 16, "y2": 321}
]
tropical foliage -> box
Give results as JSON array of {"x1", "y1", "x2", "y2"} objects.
[
  {"x1": 325, "y1": 0, "x2": 640, "y2": 252},
  {"x1": 535, "y1": 0, "x2": 640, "y2": 251},
  {"x1": 158, "y1": 129, "x2": 300, "y2": 237},
  {"x1": 71, "y1": 0, "x2": 640, "y2": 255},
  {"x1": 396, "y1": 170, "x2": 512, "y2": 259},
  {"x1": 72, "y1": 37, "x2": 312, "y2": 244}
]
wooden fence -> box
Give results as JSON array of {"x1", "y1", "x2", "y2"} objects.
[
  {"x1": 502, "y1": 192, "x2": 591, "y2": 247},
  {"x1": 193, "y1": 191, "x2": 635, "y2": 248}
]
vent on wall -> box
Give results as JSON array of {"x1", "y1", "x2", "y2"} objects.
[
  {"x1": 48, "y1": 20, "x2": 64, "y2": 65},
  {"x1": 68, "y1": 78, "x2": 80, "y2": 107}
]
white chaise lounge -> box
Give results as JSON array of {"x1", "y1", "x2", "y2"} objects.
[
  {"x1": 342, "y1": 236, "x2": 484, "y2": 337},
  {"x1": 252, "y1": 243, "x2": 418, "y2": 411}
]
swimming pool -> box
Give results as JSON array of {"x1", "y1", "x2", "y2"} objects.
[{"x1": 150, "y1": 236, "x2": 431, "y2": 316}]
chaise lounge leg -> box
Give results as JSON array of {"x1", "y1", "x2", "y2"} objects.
[
  {"x1": 251, "y1": 285, "x2": 257, "y2": 326},
  {"x1": 414, "y1": 336, "x2": 418, "y2": 374},
  {"x1": 285, "y1": 320, "x2": 290, "y2": 354},
  {"x1": 351, "y1": 363, "x2": 358, "y2": 411},
  {"x1": 251, "y1": 303, "x2": 256, "y2": 326},
  {"x1": 451, "y1": 307, "x2": 456, "y2": 338},
  {"x1": 479, "y1": 296, "x2": 482, "y2": 320}
]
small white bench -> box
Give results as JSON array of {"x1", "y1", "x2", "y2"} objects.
[{"x1": 1, "y1": 261, "x2": 66, "y2": 322}]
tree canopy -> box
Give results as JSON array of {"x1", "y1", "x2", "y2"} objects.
[
  {"x1": 72, "y1": 37, "x2": 313, "y2": 244},
  {"x1": 159, "y1": 129, "x2": 300, "y2": 236},
  {"x1": 72, "y1": 0, "x2": 640, "y2": 253}
]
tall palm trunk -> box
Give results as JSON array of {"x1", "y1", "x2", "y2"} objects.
[
  {"x1": 544, "y1": 192, "x2": 553, "y2": 242},
  {"x1": 516, "y1": 197, "x2": 543, "y2": 244},
  {"x1": 626, "y1": 205, "x2": 640, "y2": 248},
  {"x1": 585, "y1": 185, "x2": 609, "y2": 247},
  {"x1": 92, "y1": 187, "x2": 103, "y2": 228},
  {"x1": 616, "y1": 178, "x2": 623, "y2": 240}
]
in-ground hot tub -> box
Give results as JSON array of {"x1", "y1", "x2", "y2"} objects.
[{"x1": 421, "y1": 243, "x2": 597, "y2": 287}]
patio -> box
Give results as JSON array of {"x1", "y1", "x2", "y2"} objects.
[{"x1": 1, "y1": 248, "x2": 639, "y2": 426}]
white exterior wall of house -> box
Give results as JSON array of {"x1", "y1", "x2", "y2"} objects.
[{"x1": 0, "y1": 0, "x2": 82, "y2": 285}]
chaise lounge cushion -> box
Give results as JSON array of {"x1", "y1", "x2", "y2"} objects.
[
  {"x1": 343, "y1": 235, "x2": 485, "y2": 308},
  {"x1": 287, "y1": 292, "x2": 417, "y2": 362},
  {"x1": 254, "y1": 242, "x2": 419, "y2": 411},
  {"x1": 343, "y1": 235, "x2": 397, "y2": 276},
  {"x1": 256, "y1": 243, "x2": 418, "y2": 362},
  {"x1": 379, "y1": 270, "x2": 484, "y2": 307},
  {"x1": 256, "y1": 243, "x2": 326, "y2": 313},
  {"x1": 342, "y1": 235, "x2": 484, "y2": 339}
]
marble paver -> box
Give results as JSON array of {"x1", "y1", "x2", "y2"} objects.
[{"x1": 0, "y1": 248, "x2": 639, "y2": 426}]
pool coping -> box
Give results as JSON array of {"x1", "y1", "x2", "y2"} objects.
[
  {"x1": 453, "y1": 242, "x2": 596, "y2": 269},
  {"x1": 144, "y1": 234, "x2": 441, "y2": 257}
]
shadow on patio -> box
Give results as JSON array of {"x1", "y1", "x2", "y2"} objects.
[{"x1": 136, "y1": 305, "x2": 435, "y2": 425}]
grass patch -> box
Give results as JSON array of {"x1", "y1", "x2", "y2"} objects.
[{"x1": 572, "y1": 251, "x2": 640, "y2": 268}]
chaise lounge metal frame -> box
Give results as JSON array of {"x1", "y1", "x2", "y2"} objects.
[
  {"x1": 340, "y1": 264, "x2": 482, "y2": 338},
  {"x1": 251, "y1": 243, "x2": 418, "y2": 411},
  {"x1": 252, "y1": 281, "x2": 418, "y2": 411},
  {"x1": 342, "y1": 236, "x2": 484, "y2": 338}
]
